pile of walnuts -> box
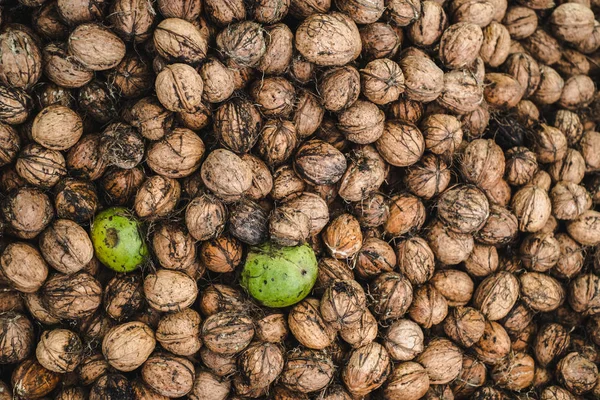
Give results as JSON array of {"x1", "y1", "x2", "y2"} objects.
[{"x1": 0, "y1": 0, "x2": 598, "y2": 398}]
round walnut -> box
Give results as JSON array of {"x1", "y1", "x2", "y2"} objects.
[
  {"x1": 567, "y1": 210, "x2": 600, "y2": 245},
  {"x1": 383, "y1": 319, "x2": 424, "y2": 361},
  {"x1": 405, "y1": 154, "x2": 451, "y2": 199},
  {"x1": 100, "y1": 166, "x2": 145, "y2": 205},
  {"x1": 465, "y1": 243, "x2": 499, "y2": 277},
  {"x1": 155, "y1": 63, "x2": 203, "y2": 113},
  {"x1": 0, "y1": 26, "x2": 42, "y2": 90},
  {"x1": 338, "y1": 145, "x2": 386, "y2": 202},
  {"x1": 438, "y1": 69, "x2": 484, "y2": 115},
  {"x1": 580, "y1": 131, "x2": 600, "y2": 172},
  {"x1": 320, "y1": 279, "x2": 366, "y2": 330},
  {"x1": 551, "y1": 181, "x2": 591, "y2": 220},
  {"x1": 295, "y1": 12, "x2": 360, "y2": 67},
  {"x1": 202, "y1": 312, "x2": 254, "y2": 355},
  {"x1": 383, "y1": 361, "x2": 430, "y2": 400},
  {"x1": 293, "y1": 90, "x2": 324, "y2": 140},
  {"x1": 146, "y1": 128, "x2": 204, "y2": 178},
  {"x1": 460, "y1": 139, "x2": 505, "y2": 190},
  {"x1": 102, "y1": 322, "x2": 155, "y2": 372},
  {"x1": 503, "y1": 6, "x2": 537, "y2": 39},
  {"x1": 337, "y1": 99, "x2": 385, "y2": 144},
  {"x1": 16, "y1": 143, "x2": 66, "y2": 188},
  {"x1": 68, "y1": 23, "x2": 125, "y2": 71},
  {"x1": 0, "y1": 85, "x2": 31, "y2": 125},
  {"x1": 407, "y1": 1, "x2": 446, "y2": 47},
  {"x1": 511, "y1": 184, "x2": 552, "y2": 232},
  {"x1": 201, "y1": 149, "x2": 252, "y2": 202},
  {"x1": 557, "y1": 352, "x2": 598, "y2": 394},
  {"x1": 250, "y1": 77, "x2": 295, "y2": 118},
  {"x1": 437, "y1": 185, "x2": 489, "y2": 233},
  {"x1": 473, "y1": 320, "x2": 511, "y2": 365},
  {"x1": 315, "y1": 258, "x2": 354, "y2": 294},
  {"x1": 216, "y1": 21, "x2": 266, "y2": 67},
  {"x1": 408, "y1": 284, "x2": 448, "y2": 328},
  {"x1": 369, "y1": 272, "x2": 413, "y2": 321},
  {"x1": 0, "y1": 242, "x2": 48, "y2": 293},
  {"x1": 129, "y1": 97, "x2": 173, "y2": 141},
  {"x1": 2, "y1": 186, "x2": 53, "y2": 239},
  {"x1": 360, "y1": 59, "x2": 404, "y2": 105},
  {"x1": 109, "y1": 54, "x2": 154, "y2": 99},
  {"x1": 42, "y1": 42, "x2": 92, "y2": 89},
  {"x1": 36, "y1": 329, "x2": 83, "y2": 373},
  {"x1": 354, "y1": 238, "x2": 395, "y2": 280},
  {"x1": 109, "y1": 0, "x2": 155, "y2": 43},
  {"x1": 134, "y1": 176, "x2": 180, "y2": 219},
  {"x1": 480, "y1": 22, "x2": 511, "y2": 67},
  {"x1": 54, "y1": 178, "x2": 99, "y2": 223},
  {"x1": 339, "y1": 308, "x2": 378, "y2": 348},
  {"x1": 39, "y1": 219, "x2": 93, "y2": 275},
  {"x1": 185, "y1": 194, "x2": 227, "y2": 241},
  {"x1": 554, "y1": 233, "x2": 584, "y2": 279},
  {"x1": 0, "y1": 312, "x2": 34, "y2": 364},
  {"x1": 228, "y1": 199, "x2": 268, "y2": 245},
  {"x1": 141, "y1": 353, "x2": 195, "y2": 398},
  {"x1": 431, "y1": 269, "x2": 474, "y2": 306},
  {"x1": 152, "y1": 224, "x2": 196, "y2": 271},
  {"x1": 11, "y1": 359, "x2": 60, "y2": 399},
  {"x1": 322, "y1": 214, "x2": 362, "y2": 259},
  {"x1": 283, "y1": 192, "x2": 329, "y2": 235},
  {"x1": 420, "y1": 114, "x2": 463, "y2": 157},
  {"x1": 505, "y1": 147, "x2": 538, "y2": 186},
  {"x1": 359, "y1": 23, "x2": 402, "y2": 61},
  {"x1": 42, "y1": 271, "x2": 102, "y2": 319},
  {"x1": 425, "y1": 220, "x2": 474, "y2": 265},
  {"x1": 199, "y1": 58, "x2": 234, "y2": 104},
  {"x1": 491, "y1": 352, "x2": 535, "y2": 390},
  {"x1": 386, "y1": 0, "x2": 421, "y2": 26},
  {"x1": 198, "y1": 284, "x2": 245, "y2": 316},
  {"x1": 188, "y1": 370, "x2": 230, "y2": 400},
  {"x1": 555, "y1": 110, "x2": 584, "y2": 146},
  {"x1": 384, "y1": 194, "x2": 425, "y2": 237},
  {"x1": 450, "y1": 0, "x2": 495, "y2": 26},
  {"x1": 444, "y1": 307, "x2": 486, "y2": 348},
  {"x1": 154, "y1": 18, "x2": 207, "y2": 64},
  {"x1": 34, "y1": 2, "x2": 69, "y2": 40},
  {"x1": 376, "y1": 121, "x2": 424, "y2": 167},
  {"x1": 100, "y1": 123, "x2": 144, "y2": 170},
  {"x1": 269, "y1": 206, "x2": 310, "y2": 247},
  {"x1": 550, "y1": 3, "x2": 594, "y2": 44},
  {"x1": 569, "y1": 273, "x2": 600, "y2": 315},
  {"x1": 451, "y1": 356, "x2": 486, "y2": 398},
  {"x1": 519, "y1": 232, "x2": 561, "y2": 272},
  {"x1": 532, "y1": 65, "x2": 564, "y2": 105},
  {"x1": 238, "y1": 342, "x2": 284, "y2": 391},
  {"x1": 294, "y1": 140, "x2": 347, "y2": 185},
  {"x1": 439, "y1": 22, "x2": 483, "y2": 69},
  {"x1": 559, "y1": 75, "x2": 596, "y2": 110},
  {"x1": 503, "y1": 53, "x2": 541, "y2": 99},
  {"x1": 289, "y1": 298, "x2": 336, "y2": 350},
  {"x1": 318, "y1": 66, "x2": 360, "y2": 112},
  {"x1": 200, "y1": 347, "x2": 236, "y2": 377},
  {"x1": 417, "y1": 338, "x2": 463, "y2": 384},
  {"x1": 257, "y1": 120, "x2": 297, "y2": 168},
  {"x1": 484, "y1": 73, "x2": 525, "y2": 109},
  {"x1": 396, "y1": 237, "x2": 434, "y2": 285},
  {"x1": 342, "y1": 343, "x2": 391, "y2": 397},
  {"x1": 144, "y1": 269, "x2": 197, "y2": 312},
  {"x1": 280, "y1": 349, "x2": 334, "y2": 393},
  {"x1": 255, "y1": 313, "x2": 288, "y2": 343},
  {"x1": 399, "y1": 56, "x2": 444, "y2": 102},
  {"x1": 534, "y1": 323, "x2": 570, "y2": 367},
  {"x1": 473, "y1": 271, "x2": 520, "y2": 320},
  {"x1": 258, "y1": 24, "x2": 293, "y2": 74},
  {"x1": 520, "y1": 272, "x2": 565, "y2": 312}
]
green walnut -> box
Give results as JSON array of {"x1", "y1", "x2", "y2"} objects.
[
  {"x1": 91, "y1": 207, "x2": 148, "y2": 273},
  {"x1": 240, "y1": 242, "x2": 318, "y2": 308}
]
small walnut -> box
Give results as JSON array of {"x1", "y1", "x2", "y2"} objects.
[
  {"x1": 437, "y1": 185, "x2": 489, "y2": 234},
  {"x1": 280, "y1": 349, "x2": 334, "y2": 393},
  {"x1": 2, "y1": 186, "x2": 54, "y2": 239},
  {"x1": 295, "y1": 12, "x2": 361, "y2": 67},
  {"x1": 557, "y1": 352, "x2": 598, "y2": 394},
  {"x1": 511, "y1": 184, "x2": 552, "y2": 232},
  {"x1": 439, "y1": 22, "x2": 483, "y2": 69},
  {"x1": 102, "y1": 322, "x2": 155, "y2": 372},
  {"x1": 217, "y1": 21, "x2": 266, "y2": 67},
  {"x1": 461, "y1": 139, "x2": 505, "y2": 189},
  {"x1": 42, "y1": 272, "x2": 102, "y2": 320},
  {"x1": 68, "y1": 23, "x2": 125, "y2": 71},
  {"x1": 398, "y1": 56, "x2": 444, "y2": 102},
  {"x1": 109, "y1": 0, "x2": 155, "y2": 43},
  {"x1": 201, "y1": 149, "x2": 252, "y2": 203},
  {"x1": 426, "y1": 220, "x2": 474, "y2": 265},
  {"x1": 386, "y1": 0, "x2": 421, "y2": 26},
  {"x1": 473, "y1": 320, "x2": 511, "y2": 365},
  {"x1": 214, "y1": 97, "x2": 262, "y2": 153},
  {"x1": 359, "y1": 23, "x2": 402, "y2": 61},
  {"x1": 567, "y1": 210, "x2": 600, "y2": 246},
  {"x1": 417, "y1": 338, "x2": 463, "y2": 384},
  {"x1": 144, "y1": 269, "x2": 197, "y2": 312},
  {"x1": 408, "y1": 284, "x2": 448, "y2": 328},
  {"x1": 520, "y1": 272, "x2": 565, "y2": 312},
  {"x1": 444, "y1": 307, "x2": 485, "y2": 348},
  {"x1": 134, "y1": 176, "x2": 181, "y2": 219},
  {"x1": 155, "y1": 63, "x2": 203, "y2": 113},
  {"x1": 407, "y1": 1, "x2": 446, "y2": 47},
  {"x1": 473, "y1": 271, "x2": 519, "y2": 320},
  {"x1": 337, "y1": 100, "x2": 385, "y2": 144},
  {"x1": 0, "y1": 26, "x2": 42, "y2": 90},
  {"x1": 383, "y1": 361, "x2": 430, "y2": 400},
  {"x1": 558, "y1": 75, "x2": 596, "y2": 110},
  {"x1": 39, "y1": 219, "x2": 93, "y2": 275},
  {"x1": 11, "y1": 359, "x2": 60, "y2": 399},
  {"x1": 531, "y1": 65, "x2": 564, "y2": 105},
  {"x1": 15, "y1": 143, "x2": 66, "y2": 188},
  {"x1": 154, "y1": 18, "x2": 207, "y2": 64},
  {"x1": 360, "y1": 58, "x2": 404, "y2": 105},
  {"x1": 522, "y1": 29, "x2": 562, "y2": 66},
  {"x1": 369, "y1": 272, "x2": 413, "y2": 321},
  {"x1": 551, "y1": 181, "x2": 592, "y2": 220},
  {"x1": 503, "y1": 6, "x2": 537, "y2": 39},
  {"x1": 319, "y1": 66, "x2": 360, "y2": 112},
  {"x1": 36, "y1": 329, "x2": 83, "y2": 373},
  {"x1": 201, "y1": 312, "x2": 254, "y2": 355},
  {"x1": 491, "y1": 352, "x2": 535, "y2": 390}
]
